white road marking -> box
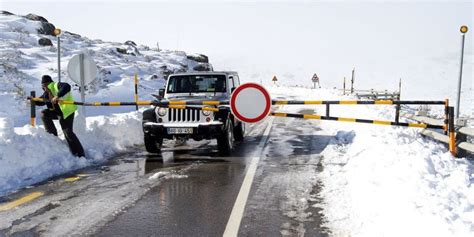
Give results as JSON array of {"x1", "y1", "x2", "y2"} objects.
[{"x1": 223, "y1": 118, "x2": 274, "y2": 237}]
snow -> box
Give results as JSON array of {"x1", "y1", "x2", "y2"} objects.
[
  {"x1": 266, "y1": 85, "x2": 474, "y2": 237},
  {"x1": 1, "y1": 11, "x2": 473, "y2": 236}
]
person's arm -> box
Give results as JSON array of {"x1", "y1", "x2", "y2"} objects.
[
  {"x1": 34, "y1": 92, "x2": 49, "y2": 106},
  {"x1": 56, "y1": 82, "x2": 71, "y2": 98}
]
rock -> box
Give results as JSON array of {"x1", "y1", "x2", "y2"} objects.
[
  {"x1": 23, "y1": 14, "x2": 56, "y2": 36},
  {"x1": 37, "y1": 22, "x2": 56, "y2": 36},
  {"x1": 116, "y1": 48, "x2": 127, "y2": 54},
  {"x1": 187, "y1": 54, "x2": 209, "y2": 63},
  {"x1": 65, "y1": 31, "x2": 81, "y2": 38},
  {"x1": 124, "y1": 40, "x2": 137, "y2": 46},
  {"x1": 0, "y1": 11, "x2": 14, "y2": 15},
  {"x1": 193, "y1": 63, "x2": 213, "y2": 72},
  {"x1": 38, "y1": 37, "x2": 53, "y2": 46},
  {"x1": 24, "y1": 13, "x2": 49, "y2": 22}
]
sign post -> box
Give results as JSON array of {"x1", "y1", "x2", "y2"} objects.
[
  {"x1": 53, "y1": 28, "x2": 62, "y2": 83},
  {"x1": 312, "y1": 73, "x2": 320, "y2": 89},
  {"x1": 456, "y1": 25, "x2": 468, "y2": 118},
  {"x1": 230, "y1": 83, "x2": 271, "y2": 123}
]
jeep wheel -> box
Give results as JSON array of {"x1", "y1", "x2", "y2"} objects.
[
  {"x1": 144, "y1": 134, "x2": 163, "y2": 153},
  {"x1": 234, "y1": 122, "x2": 245, "y2": 142},
  {"x1": 217, "y1": 118, "x2": 234, "y2": 155}
]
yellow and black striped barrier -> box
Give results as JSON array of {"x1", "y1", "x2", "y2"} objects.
[
  {"x1": 29, "y1": 98, "x2": 228, "y2": 107},
  {"x1": 272, "y1": 100, "x2": 446, "y2": 105},
  {"x1": 270, "y1": 112, "x2": 445, "y2": 129}
]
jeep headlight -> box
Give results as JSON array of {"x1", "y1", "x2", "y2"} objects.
[
  {"x1": 157, "y1": 107, "x2": 167, "y2": 117},
  {"x1": 202, "y1": 106, "x2": 212, "y2": 116}
]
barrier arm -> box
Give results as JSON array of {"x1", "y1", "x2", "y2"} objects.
[{"x1": 270, "y1": 111, "x2": 445, "y2": 129}]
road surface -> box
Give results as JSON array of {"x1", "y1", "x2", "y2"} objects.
[{"x1": 0, "y1": 111, "x2": 333, "y2": 236}]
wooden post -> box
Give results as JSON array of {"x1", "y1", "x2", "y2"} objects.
[
  {"x1": 350, "y1": 68, "x2": 355, "y2": 94},
  {"x1": 395, "y1": 78, "x2": 401, "y2": 123},
  {"x1": 134, "y1": 74, "x2": 139, "y2": 111},
  {"x1": 343, "y1": 77, "x2": 346, "y2": 95},
  {"x1": 30, "y1": 91, "x2": 36, "y2": 127}
]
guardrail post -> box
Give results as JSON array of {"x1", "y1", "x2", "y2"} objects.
[
  {"x1": 444, "y1": 99, "x2": 449, "y2": 135},
  {"x1": 448, "y1": 106, "x2": 457, "y2": 157},
  {"x1": 326, "y1": 104, "x2": 330, "y2": 117},
  {"x1": 30, "y1": 91, "x2": 36, "y2": 127}
]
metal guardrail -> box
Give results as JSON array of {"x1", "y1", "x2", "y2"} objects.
[{"x1": 402, "y1": 111, "x2": 473, "y2": 157}]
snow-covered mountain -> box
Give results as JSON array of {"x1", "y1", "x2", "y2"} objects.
[{"x1": 0, "y1": 11, "x2": 212, "y2": 124}]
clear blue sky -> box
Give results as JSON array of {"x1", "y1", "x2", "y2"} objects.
[{"x1": 2, "y1": 0, "x2": 472, "y2": 91}]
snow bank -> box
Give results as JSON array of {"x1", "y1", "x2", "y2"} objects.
[
  {"x1": 0, "y1": 111, "x2": 143, "y2": 196},
  {"x1": 267, "y1": 86, "x2": 474, "y2": 237}
]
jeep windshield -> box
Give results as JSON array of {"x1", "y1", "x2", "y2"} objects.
[{"x1": 167, "y1": 75, "x2": 226, "y2": 93}]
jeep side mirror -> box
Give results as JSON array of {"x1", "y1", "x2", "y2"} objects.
[{"x1": 158, "y1": 88, "x2": 165, "y2": 97}]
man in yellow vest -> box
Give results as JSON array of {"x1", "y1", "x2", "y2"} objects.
[{"x1": 35, "y1": 75, "x2": 85, "y2": 157}]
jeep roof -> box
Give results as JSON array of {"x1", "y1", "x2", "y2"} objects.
[{"x1": 169, "y1": 71, "x2": 239, "y2": 77}]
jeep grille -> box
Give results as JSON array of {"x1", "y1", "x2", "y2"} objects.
[{"x1": 168, "y1": 108, "x2": 201, "y2": 122}]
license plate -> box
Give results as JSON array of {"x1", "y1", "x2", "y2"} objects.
[{"x1": 167, "y1": 128, "x2": 193, "y2": 134}]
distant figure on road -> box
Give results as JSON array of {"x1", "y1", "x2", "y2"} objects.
[{"x1": 34, "y1": 75, "x2": 85, "y2": 157}]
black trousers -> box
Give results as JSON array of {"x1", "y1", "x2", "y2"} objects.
[{"x1": 41, "y1": 109, "x2": 85, "y2": 157}]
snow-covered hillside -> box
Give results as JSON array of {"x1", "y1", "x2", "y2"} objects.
[
  {"x1": 0, "y1": 11, "x2": 212, "y2": 195},
  {"x1": 0, "y1": 11, "x2": 212, "y2": 125}
]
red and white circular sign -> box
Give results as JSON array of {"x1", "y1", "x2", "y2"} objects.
[{"x1": 230, "y1": 83, "x2": 271, "y2": 123}]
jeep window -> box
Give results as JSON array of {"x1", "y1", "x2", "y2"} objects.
[{"x1": 167, "y1": 75, "x2": 227, "y2": 93}]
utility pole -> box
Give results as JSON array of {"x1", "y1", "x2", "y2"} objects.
[{"x1": 456, "y1": 25, "x2": 468, "y2": 118}]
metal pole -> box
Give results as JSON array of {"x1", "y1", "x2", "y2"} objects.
[
  {"x1": 30, "y1": 91, "x2": 36, "y2": 127},
  {"x1": 134, "y1": 74, "x2": 139, "y2": 111},
  {"x1": 57, "y1": 36, "x2": 61, "y2": 83},
  {"x1": 448, "y1": 106, "x2": 457, "y2": 157},
  {"x1": 79, "y1": 53, "x2": 86, "y2": 116},
  {"x1": 455, "y1": 32, "x2": 466, "y2": 118}
]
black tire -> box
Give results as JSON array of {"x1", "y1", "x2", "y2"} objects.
[
  {"x1": 234, "y1": 121, "x2": 245, "y2": 142},
  {"x1": 144, "y1": 134, "x2": 163, "y2": 153},
  {"x1": 217, "y1": 118, "x2": 234, "y2": 155}
]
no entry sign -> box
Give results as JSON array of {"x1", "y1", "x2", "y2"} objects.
[{"x1": 230, "y1": 83, "x2": 271, "y2": 123}]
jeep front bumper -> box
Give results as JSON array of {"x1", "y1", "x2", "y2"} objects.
[{"x1": 143, "y1": 121, "x2": 224, "y2": 139}]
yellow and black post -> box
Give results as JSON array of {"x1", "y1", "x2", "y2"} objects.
[
  {"x1": 134, "y1": 74, "x2": 139, "y2": 111},
  {"x1": 30, "y1": 91, "x2": 36, "y2": 127},
  {"x1": 444, "y1": 99, "x2": 449, "y2": 135},
  {"x1": 448, "y1": 106, "x2": 457, "y2": 157}
]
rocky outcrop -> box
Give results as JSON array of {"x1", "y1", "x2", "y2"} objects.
[
  {"x1": 193, "y1": 63, "x2": 213, "y2": 72},
  {"x1": 0, "y1": 11, "x2": 14, "y2": 16},
  {"x1": 187, "y1": 54, "x2": 209, "y2": 63},
  {"x1": 23, "y1": 13, "x2": 56, "y2": 36},
  {"x1": 38, "y1": 37, "x2": 53, "y2": 46}
]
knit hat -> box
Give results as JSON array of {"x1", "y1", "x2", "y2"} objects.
[{"x1": 41, "y1": 75, "x2": 53, "y2": 85}]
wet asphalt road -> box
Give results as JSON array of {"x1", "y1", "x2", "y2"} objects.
[{"x1": 0, "y1": 114, "x2": 333, "y2": 236}]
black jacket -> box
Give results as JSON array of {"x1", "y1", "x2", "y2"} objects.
[{"x1": 36, "y1": 82, "x2": 72, "y2": 117}]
